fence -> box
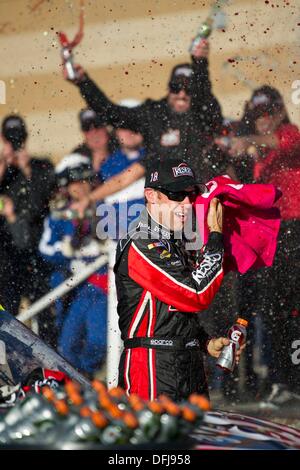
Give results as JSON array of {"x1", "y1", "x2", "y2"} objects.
[{"x1": 16, "y1": 240, "x2": 122, "y2": 388}]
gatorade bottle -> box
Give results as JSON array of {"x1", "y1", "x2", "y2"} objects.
[
  {"x1": 0, "y1": 391, "x2": 69, "y2": 444},
  {"x1": 189, "y1": 19, "x2": 212, "y2": 53},
  {"x1": 109, "y1": 386, "x2": 130, "y2": 412},
  {"x1": 57, "y1": 409, "x2": 108, "y2": 446},
  {"x1": 156, "y1": 396, "x2": 181, "y2": 443},
  {"x1": 216, "y1": 318, "x2": 248, "y2": 372},
  {"x1": 100, "y1": 405, "x2": 138, "y2": 445}
]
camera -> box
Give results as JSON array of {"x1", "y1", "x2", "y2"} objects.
[{"x1": 1, "y1": 115, "x2": 28, "y2": 151}]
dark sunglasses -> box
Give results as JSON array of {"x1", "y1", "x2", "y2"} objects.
[
  {"x1": 81, "y1": 122, "x2": 106, "y2": 132},
  {"x1": 169, "y1": 82, "x2": 192, "y2": 95},
  {"x1": 158, "y1": 187, "x2": 200, "y2": 202}
]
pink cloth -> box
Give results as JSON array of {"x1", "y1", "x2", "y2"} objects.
[{"x1": 194, "y1": 175, "x2": 282, "y2": 274}]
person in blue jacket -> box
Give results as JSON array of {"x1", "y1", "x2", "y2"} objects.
[
  {"x1": 39, "y1": 153, "x2": 107, "y2": 378},
  {"x1": 73, "y1": 106, "x2": 146, "y2": 239}
]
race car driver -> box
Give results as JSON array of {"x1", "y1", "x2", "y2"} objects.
[{"x1": 114, "y1": 158, "x2": 244, "y2": 401}]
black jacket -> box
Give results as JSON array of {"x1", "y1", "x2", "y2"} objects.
[
  {"x1": 0, "y1": 159, "x2": 55, "y2": 309},
  {"x1": 9, "y1": 158, "x2": 56, "y2": 251},
  {"x1": 115, "y1": 209, "x2": 224, "y2": 401},
  {"x1": 77, "y1": 59, "x2": 225, "y2": 181}
]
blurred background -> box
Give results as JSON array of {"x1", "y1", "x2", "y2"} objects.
[{"x1": 0, "y1": 0, "x2": 299, "y2": 163}]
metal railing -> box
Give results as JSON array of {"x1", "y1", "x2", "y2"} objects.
[{"x1": 16, "y1": 240, "x2": 122, "y2": 388}]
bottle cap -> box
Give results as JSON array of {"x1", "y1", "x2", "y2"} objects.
[
  {"x1": 42, "y1": 386, "x2": 55, "y2": 402},
  {"x1": 164, "y1": 402, "x2": 181, "y2": 417},
  {"x1": 108, "y1": 404, "x2": 123, "y2": 420},
  {"x1": 91, "y1": 411, "x2": 108, "y2": 428},
  {"x1": 181, "y1": 406, "x2": 196, "y2": 422},
  {"x1": 148, "y1": 401, "x2": 164, "y2": 414},
  {"x1": 66, "y1": 390, "x2": 83, "y2": 406},
  {"x1": 65, "y1": 381, "x2": 80, "y2": 394},
  {"x1": 128, "y1": 394, "x2": 144, "y2": 412},
  {"x1": 189, "y1": 394, "x2": 211, "y2": 411},
  {"x1": 54, "y1": 399, "x2": 69, "y2": 416},
  {"x1": 109, "y1": 387, "x2": 126, "y2": 399},
  {"x1": 92, "y1": 380, "x2": 107, "y2": 394},
  {"x1": 237, "y1": 318, "x2": 248, "y2": 327},
  {"x1": 80, "y1": 406, "x2": 92, "y2": 418},
  {"x1": 158, "y1": 395, "x2": 181, "y2": 416},
  {"x1": 99, "y1": 393, "x2": 114, "y2": 410},
  {"x1": 123, "y1": 412, "x2": 138, "y2": 429}
]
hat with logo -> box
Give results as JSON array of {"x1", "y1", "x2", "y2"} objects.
[
  {"x1": 1, "y1": 114, "x2": 28, "y2": 151},
  {"x1": 145, "y1": 158, "x2": 202, "y2": 192},
  {"x1": 79, "y1": 108, "x2": 107, "y2": 132}
]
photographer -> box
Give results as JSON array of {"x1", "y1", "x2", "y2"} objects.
[
  {"x1": 64, "y1": 40, "x2": 226, "y2": 215},
  {"x1": 0, "y1": 155, "x2": 31, "y2": 314},
  {"x1": 0, "y1": 115, "x2": 56, "y2": 339}
]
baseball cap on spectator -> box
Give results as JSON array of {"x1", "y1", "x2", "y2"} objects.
[
  {"x1": 55, "y1": 153, "x2": 95, "y2": 187},
  {"x1": 79, "y1": 108, "x2": 107, "y2": 132},
  {"x1": 1, "y1": 114, "x2": 28, "y2": 151},
  {"x1": 168, "y1": 63, "x2": 194, "y2": 94},
  {"x1": 248, "y1": 86, "x2": 284, "y2": 120},
  {"x1": 145, "y1": 158, "x2": 204, "y2": 192}
]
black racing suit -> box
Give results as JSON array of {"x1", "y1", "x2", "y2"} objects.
[
  {"x1": 77, "y1": 58, "x2": 226, "y2": 181},
  {"x1": 114, "y1": 209, "x2": 224, "y2": 401}
]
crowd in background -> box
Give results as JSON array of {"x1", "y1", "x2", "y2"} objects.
[{"x1": 0, "y1": 38, "x2": 299, "y2": 407}]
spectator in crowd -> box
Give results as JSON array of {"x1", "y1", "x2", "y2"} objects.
[
  {"x1": 73, "y1": 108, "x2": 114, "y2": 176},
  {"x1": 74, "y1": 106, "x2": 145, "y2": 237},
  {"x1": 214, "y1": 118, "x2": 254, "y2": 183},
  {"x1": 97, "y1": 99, "x2": 146, "y2": 238},
  {"x1": 39, "y1": 154, "x2": 107, "y2": 378},
  {"x1": 0, "y1": 154, "x2": 32, "y2": 313},
  {"x1": 64, "y1": 40, "x2": 227, "y2": 216},
  {"x1": 228, "y1": 86, "x2": 300, "y2": 407},
  {"x1": 0, "y1": 116, "x2": 55, "y2": 329}
]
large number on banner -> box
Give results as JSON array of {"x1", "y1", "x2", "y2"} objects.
[
  {"x1": 201, "y1": 178, "x2": 244, "y2": 199},
  {"x1": 0, "y1": 340, "x2": 7, "y2": 365},
  {"x1": 201, "y1": 180, "x2": 218, "y2": 199}
]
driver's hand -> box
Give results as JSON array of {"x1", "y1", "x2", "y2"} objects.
[
  {"x1": 207, "y1": 337, "x2": 246, "y2": 365},
  {"x1": 207, "y1": 197, "x2": 223, "y2": 233}
]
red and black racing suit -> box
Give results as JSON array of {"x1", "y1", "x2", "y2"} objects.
[{"x1": 114, "y1": 209, "x2": 224, "y2": 401}]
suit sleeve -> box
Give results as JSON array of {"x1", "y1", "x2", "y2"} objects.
[
  {"x1": 128, "y1": 232, "x2": 224, "y2": 313},
  {"x1": 191, "y1": 57, "x2": 223, "y2": 135},
  {"x1": 77, "y1": 75, "x2": 147, "y2": 133}
]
